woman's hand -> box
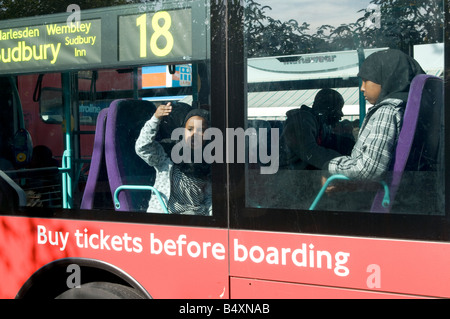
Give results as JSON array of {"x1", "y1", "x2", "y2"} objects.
[
  {"x1": 321, "y1": 176, "x2": 337, "y2": 193},
  {"x1": 154, "y1": 102, "x2": 172, "y2": 119}
]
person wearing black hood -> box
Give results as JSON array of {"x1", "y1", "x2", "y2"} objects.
[
  {"x1": 325, "y1": 49, "x2": 425, "y2": 182},
  {"x1": 279, "y1": 88, "x2": 354, "y2": 170},
  {"x1": 135, "y1": 102, "x2": 212, "y2": 216}
]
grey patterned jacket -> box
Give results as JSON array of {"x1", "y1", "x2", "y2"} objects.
[
  {"x1": 135, "y1": 115, "x2": 212, "y2": 215},
  {"x1": 135, "y1": 116, "x2": 173, "y2": 213}
]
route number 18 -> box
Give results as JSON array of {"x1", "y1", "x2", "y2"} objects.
[{"x1": 136, "y1": 12, "x2": 174, "y2": 58}]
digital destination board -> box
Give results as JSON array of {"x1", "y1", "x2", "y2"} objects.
[
  {"x1": 0, "y1": 19, "x2": 101, "y2": 71},
  {"x1": 0, "y1": 2, "x2": 205, "y2": 75},
  {"x1": 118, "y1": 9, "x2": 192, "y2": 63}
]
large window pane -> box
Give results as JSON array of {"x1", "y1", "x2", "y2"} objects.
[
  {"x1": 244, "y1": 0, "x2": 445, "y2": 215},
  {"x1": 0, "y1": 0, "x2": 214, "y2": 218}
]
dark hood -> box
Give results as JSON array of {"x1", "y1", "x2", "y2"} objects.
[{"x1": 358, "y1": 49, "x2": 425, "y2": 104}]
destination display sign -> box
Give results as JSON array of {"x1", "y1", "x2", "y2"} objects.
[
  {"x1": 118, "y1": 9, "x2": 192, "y2": 63},
  {"x1": 0, "y1": 2, "x2": 205, "y2": 75},
  {"x1": 0, "y1": 19, "x2": 101, "y2": 72}
]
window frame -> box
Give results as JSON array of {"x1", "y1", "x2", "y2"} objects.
[
  {"x1": 0, "y1": 0, "x2": 229, "y2": 229},
  {"x1": 228, "y1": 0, "x2": 450, "y2": 242}
]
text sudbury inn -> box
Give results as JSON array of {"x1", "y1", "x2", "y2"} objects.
[{"x1": 0, "y1": 21, "x2": 98, "y2": 65}]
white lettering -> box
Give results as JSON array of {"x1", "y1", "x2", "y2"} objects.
[
  {"x1": 212, "y1": 243, "x2": 225, "y2": 260},
  {"x1": 70, "y1": 228, "x2": 142, "y2": 253},
  {"x1": 180, "y1": 303, "x2": 214, "y2": 316},
  {"x1": 150, "y1": 232, "x2": 163, "y2": 254},
  {"x1": 234, "y1": 238, "x2": 248, "y2": 262},
  {"x1": 36, "y1": 224, "x2": 68, "y2": 251},
  {"x1": 187, "y1": 241, "x2": 201, "y2": 258},
  {"x1": 37, "y1": 225, "x2": 47, "y2": 245},
  {"x1": 249, "y1": 245, "x2": 264, "y2": 263},
  {"x1": 149, "y1": 233, "x2": 225, "y2": 260},
  {"x1": 233, "y1": 238, "x2": 350, "y2": 277}
]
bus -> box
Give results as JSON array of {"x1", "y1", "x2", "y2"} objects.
[{"x1": 0, "y1": 0, "x2": 449, "y2": 301}]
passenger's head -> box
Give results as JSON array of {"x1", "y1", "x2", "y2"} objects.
[
  {"x1": 358, "y1": 49, "x2": 425, "y2": 105},
  {"x1": 183, "y1": 109, "x2": 210, "y2": 149},
  {"x1": 312, "y1": 88, "x2": 345, "y2": 126},
  {"x1": 30, "y1": 145, "x2": 56, "y2": 168}
]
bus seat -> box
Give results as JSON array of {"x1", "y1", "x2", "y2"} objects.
[
  {"x1": 371, "y1": 74, "x2": 444, "y2": 213},
  {"x1": 310, "y1": 74, "x2": 444, "y2": 213},
  {"x1": 105, "y1": 99, "x2": 156, "y2": 212},
  {"x1": 80, "y1": 107, "x2": 112, "y2": 210}
]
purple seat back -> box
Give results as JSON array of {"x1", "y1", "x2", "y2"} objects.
[
  {"x1": 105, "y1": 99, "x2": 156, "y2": 211},
  {"x1": 371, "y1": 74, "x2": 443, "y2": 212},
  {"x1": 80, "y1": 108, "x2": 112, "y2": 209}
]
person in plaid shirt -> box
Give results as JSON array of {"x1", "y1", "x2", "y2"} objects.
[{"x1": 326, "y1": 49, "x2": 425, "y2": 182}]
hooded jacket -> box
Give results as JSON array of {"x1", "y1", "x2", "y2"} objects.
[
  {"x1": 279, "y1": 105, "x2": 343, "y2": 170},
  {"x1": 135, "y1": 115, "x2": 212, "y2": 215}
]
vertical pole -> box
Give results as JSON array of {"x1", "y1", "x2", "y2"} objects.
[
  {"x1": 191, "y1": 64, "x2": 199, "y2": 108},
  {"x1": 61, "y1": 72, "x2": 73, "y2": 209},
  {"x1": 357, "y1": 48, "x2": 366, "y2": 126}
]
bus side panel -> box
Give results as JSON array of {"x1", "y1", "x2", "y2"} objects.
[
  {"x1": 230, "y1": 277, "x2": 421, "y2": 299},
  {"x1": 0, "y1": 216, "x2": 229, "y2": 299},
  {"x1": 230, "y1": 230, "x2": 450, "y2": 298}
]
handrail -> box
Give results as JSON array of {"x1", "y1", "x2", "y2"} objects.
[
  {"x1": 309, "y1": 175, "x2": 350, "y2": 210},
  {"x1": 113, "y1": 185, "x2": 169, "y2": 214},
  {"x1": 309, "y1": 174, "x2": 390, "y2": 211},
  {"x1": 61, "y1": 150, "x2": 72, "y2": 209}
]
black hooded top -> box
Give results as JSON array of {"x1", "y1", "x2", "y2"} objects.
[{"x1": 357, "y1": 49, "x2": 425, "y2": 104}]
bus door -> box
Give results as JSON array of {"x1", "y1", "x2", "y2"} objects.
[
  {"x1": 230, "y1": 0, "x2": 450, "y2": 298},
  {"x1": 0, "y1": 0, "x2": 232, "y2": 300},
  {"x1": 0, "y1": 76, "x2": 32, "y2": 172},
  {"x1": 226, "y1": 0, "x2": 448, "y2": 299}
]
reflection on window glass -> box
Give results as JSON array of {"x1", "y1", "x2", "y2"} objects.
[
  {"x1": 0, "y1": 1, "x2": 212, "y2": 216},
  {"x1": 0, "y1": 1, "x2": 130, "y2": 20},
  {"x1": 244, "y1": 0, "x2": 445, "y2": 215}
]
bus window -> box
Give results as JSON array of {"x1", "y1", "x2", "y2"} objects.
[
  {"x1": 0, "y1": 77, "x2": 15, "y2": 171},
  {"x1": 243, "y1": 0, "x2": 445, "y2": 216},
  {"x1": 38, "y1": 69, "x2": 135, "y2": 125},
  {"x1": 0, "y1": 1, "x2": 219, "y2": 223}
]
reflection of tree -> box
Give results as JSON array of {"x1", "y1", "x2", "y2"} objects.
[
  {"x1": 354, "y1": 0, "x2": 444, "y2": 54},
  {"x1": 244, "y1": 0, "x2": 326, "y2": 57},
  {"x1": 0, "y1": 218, "x2": 75, "y2": 298},
  {"x1": 245, "y1": 0, "x2": 444, "y2": 58},
  {"x1": 0, "y1": 0, "x2": 444, "y2": 57}
]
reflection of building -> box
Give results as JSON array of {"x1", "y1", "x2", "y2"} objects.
[
  {"x1": 141, "y1": 64, "x2": 192, "y2": 105},
  {"x1": 247, "y1": 45, "x2": 444, "y2": 120},
  {"x1": 142, "y1": 65, "x2": 192, "y2": 89},
  {"x1": 247, "y1": 88, "x2": 364, "y2": 121}
]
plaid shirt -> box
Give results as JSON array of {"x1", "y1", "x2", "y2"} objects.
[{"x1": 328, "y1": 98, "x2": 404, "y2": 181}]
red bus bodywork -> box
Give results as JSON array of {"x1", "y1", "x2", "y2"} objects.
[{"x1": 1, "y1": 215, "x2": 449, "y2": 298}]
